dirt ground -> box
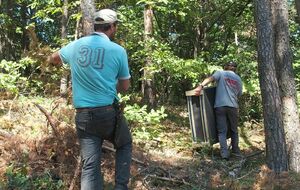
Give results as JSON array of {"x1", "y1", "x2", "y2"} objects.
[{"x1": 0, "y1": 97, "x2": 299, "y2": 190}]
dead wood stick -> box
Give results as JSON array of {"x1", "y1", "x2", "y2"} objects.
[
  {"x1": 68, "y1": 155, "x2": 82, "y2": 190},
  {"x1": 102, "y1": 145, "x2": 146, "y2": 166},
  {"x1": 235, "y1": 168, "x2": 260, "y2": 180},
  {"x1": 228, "y1": 150, "x2": 264, "y2": 178},
  {"x1": 245, "y1": 150, "x2": 264, "y2": 158},
  {"x1": 228, "y1": 158, "x2": 246, "y2": 178},
  {"x1": 8, "y1": 94, "x2": 18, "y2": 119},
  {"x1": 229, "y1": 150, "x2": 264, "y2": 169},
  {"x1": 251, "y1": 119, "x2": 264, "y2": 128},
  {"x1": 34, "y1": 103, "x2": 59, "y2": 135},
  {"x1": 148, "y1": 174, "x2": 191, "y2": 186},
  {"x1": 131, "y1": 167, "x2": 149, "y2": 179}
]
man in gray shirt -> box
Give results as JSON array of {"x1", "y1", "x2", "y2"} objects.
[{"x1": 194, "y1": 61, "x2": 243, "y2": 159}]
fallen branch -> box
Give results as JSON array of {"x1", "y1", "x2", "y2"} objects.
[
  {"x1": 228, "y1": 158, "x2": 246, "y2": 178},
  {"x1": 34, "y1": 103, "x2": 59, "y2": 135},
  {"x1": 50, "y1": 97, "x2": 68, "y2": 114},
  {"x1": 8, "y1": 94, "x2": 18, "y2": 119},
  {"x1": 131, "y1": 167, "x2": 149, "y2": 179},
  {"x1": 228, "y1": 150, "x2": 264, "y2": 178},
  {"x1": 251, "y1": 119, "x2": 264, "y2": 128},
  {"x1": 68, "y1": 155, "x2": 82, "y2": 190},
  {"x1": 236, "y1": 168, "x2": 260, "y2": 180},
  {"x1": 142, "y1": 175, "x2": 151, "y2": 189},
  {"x1": 147, "y1": 174, "x2": 191, "y2": 186},
  {"x1": 245, "y1": 150, "x2": 264, "y2": 158}
]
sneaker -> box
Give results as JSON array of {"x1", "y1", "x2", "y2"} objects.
[
  {"x1": 231, "y1": 149, "x2": 243, "y2": 157},
  {"x1": 220, "y1": 150, "x2": 230, "y2": 160}
]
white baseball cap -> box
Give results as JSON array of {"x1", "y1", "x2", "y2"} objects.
[{"x1": 94, "y1": 9, "x2": 119, "y2": 24}]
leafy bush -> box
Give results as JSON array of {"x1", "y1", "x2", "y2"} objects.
[
  {"x1": 1, "y1": 164, "x2": 64, "y2": 190},
  {"x1": 0, "y1": 57, "x2": 46, "y2": 95},
  {"x1": 125, "y1": 104, "x2": 167, "y2": 126},
  {"x1": 119, "y1": 94, "x2": 168, "y2": 142},
  {"x1": 0, "y1": 59, "x2": 28, "y2": 94},
  {"x1": 0, "y1": 54, "x2": 62, "y2": 96},
  {"x1": 128, "y1": 105, "x2": 166, "y2": 143},
  {"x1": 239, "y1": 92, "x2": 263, "y2": 123},
  {"x1": 130, "y1": 39, "x2": 210, "y2": 103}
]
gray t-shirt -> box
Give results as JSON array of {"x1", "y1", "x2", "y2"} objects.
[{"x1": 212, "y1": 70, "x2": 243, "y2": 108}]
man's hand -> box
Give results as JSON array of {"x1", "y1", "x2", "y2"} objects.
[
  {"x1": 47, "y1": 52, "x2": 62, "y2": 66},
  {"x1": 193, "y1": 76, "x2": 215, "y2": 96},
  {"x1": 193, "y1": 85, "x2": 203, "y2": 96}
]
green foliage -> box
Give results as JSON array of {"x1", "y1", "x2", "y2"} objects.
[
  {"x1": 119, "y1": 94, "x2": 168, "y2": 141},
  {"x1": 1, "y1": 164, "x2": 64, "y2": 190},
  {"x1": 294, "y1": 51, "x2": 300, "y2": 109},
  {"x1": 0, "y1": 56, "x2": 60, "y2": 96},
  {"x1": 276, "y1": 5, "x2": 300, "y2": 113},
  {"x1": 0, "y1": 59, "x2": 28, "y2": 94},
  {"x1": 150, "y1": 47, "x2": 209, "y2": 102},
  {"x1": 239, "y1": 93, "x2": 263, "y2": 122},
  {"x1": 121, "y1": 93, "x2": 167, "y2": 126},
  {"x1": 192, "y1": 143, "x2": 213, "y2": 158},
  {"x1": 117, "y1": 0, "x2": 259, "y2": 106},
  {"x1": 150, "y1": 40, "x2": 208, "y2": 81},
  {"x1": 3, "y1": 0, "x2": 299, "y2": 123},
  {"x1": 125, "y1": 104, "x2": 167, "y2": 126},
  {"x1": 126, "y1": 36, "x2": 210, "y2": 102},
  {"x1": 289, "y1": 4, "x2": 300, "y2": 108}
]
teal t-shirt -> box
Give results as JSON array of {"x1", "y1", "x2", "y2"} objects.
[{"x1": 59, "y1": 33, "x2": 130, "y2": 108}]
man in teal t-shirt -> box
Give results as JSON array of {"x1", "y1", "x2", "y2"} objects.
[
  {"x1": 59, "y1": 30, "x2": 130, "y2": 108},
  {"x1": 47, "y1": 9, "x2": 132, "y2": 190}
]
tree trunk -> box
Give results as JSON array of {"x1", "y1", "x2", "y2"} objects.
[
  {"x1": 193, "y1": 27, "x2": 200, "y2": 59},
  {"x1": 0, "y1": 0, "x2": 16, "y2": 60},
  {"x1": 75, "y1": 16, "x2": 81, "y2": 40},
  {"x1": 255, "y1": 0, "x2": 288, "y2": 173},
  {"x1": 60, "y1": 0, "x2": 69, "y2": 99},
  {"x1": 142, "y1": 4, "x2": 156, "y2": 108},
  {"x1": 295, "y1": 0, "x2": 300, "y2": 24},
  {"x1": 271, "y1": 0, "x2": 300, "y2": 173},
  {"x1": 80, "y1": 0, "x2": 95, "y2": 36},
  {"x1": 61, "y1": 0, "x2": 68, "y2": 39},
  {"x1": 21, "y1": 2, "x2": 29, "y2": 53}
]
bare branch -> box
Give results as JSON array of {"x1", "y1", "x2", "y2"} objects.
[{"x1": 34, "y1": 103, "x2": 59, "y2": 135}]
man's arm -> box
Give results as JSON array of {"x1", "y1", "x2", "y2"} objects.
[
  {"x1": 117, "y1": 79, "x2": 130, "y2": 93},
  {"x1": 193, "y1": 76, "x2": 215, "y2": 96},
  {"x1": 47, "y1": 52, "x2": 62, "y2": 66},
  {"x1": 238, "y1": 81, "x2": 243, "y2": 97}
]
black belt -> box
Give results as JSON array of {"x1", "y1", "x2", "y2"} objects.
[{"x1": 76, "y1": 105, "x2": 114, "y2": 112}]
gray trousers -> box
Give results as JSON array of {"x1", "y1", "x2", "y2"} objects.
[{"x1": 215, "y1": 106, "x2": 239, "y2": 157}]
